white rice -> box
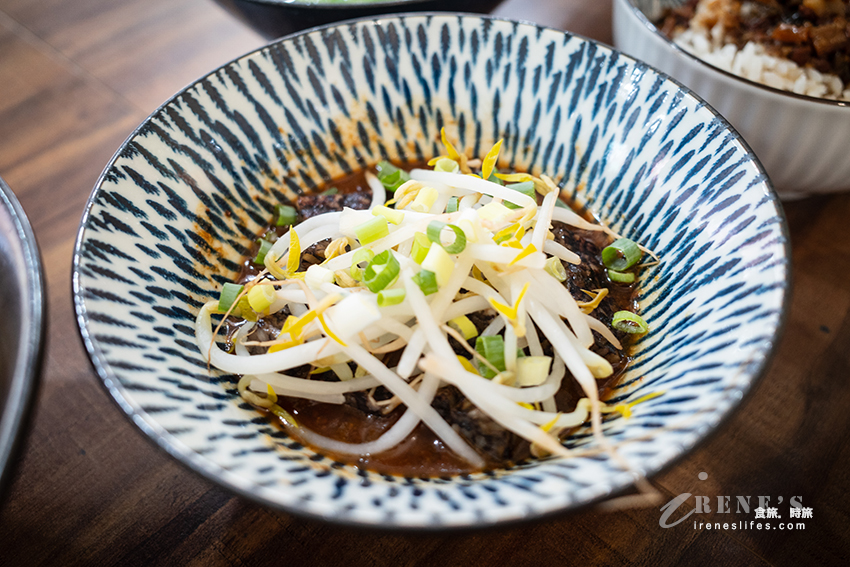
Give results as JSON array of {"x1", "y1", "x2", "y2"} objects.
[{"x1": 673, "y1": 23, "x2": 850, "y2": 101}]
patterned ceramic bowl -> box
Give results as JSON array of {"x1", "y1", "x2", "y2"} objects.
[
  {"x1": 72, "y1": 13, "x2": 790, "y2": 529},
  {"x1": 613, "y1": 0, "x2": 850, "y2": 199}
]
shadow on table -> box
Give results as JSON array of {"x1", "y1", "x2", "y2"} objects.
[{"x1": 215, "y1": 0, "x2": 505, "y2": 39}]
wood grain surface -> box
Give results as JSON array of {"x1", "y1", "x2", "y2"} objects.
[{"x1": 0, "y1": 0, "x2": 847, "y2": 565}]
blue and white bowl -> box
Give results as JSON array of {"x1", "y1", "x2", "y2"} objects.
[{"x1": 72, "y1": 13, "x2": 790, "y2": 529}]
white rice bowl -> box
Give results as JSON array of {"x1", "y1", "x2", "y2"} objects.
[
  {"x1": 673, "y1": 23, "x2": 850, "y2": 101},
  {"x1": 614, "y1": 0, "x2": 850, "y2": 197}
]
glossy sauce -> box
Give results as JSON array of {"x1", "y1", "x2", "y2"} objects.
[{"x1": 267, "y1": 398, "x2": 481, "y2": 476}]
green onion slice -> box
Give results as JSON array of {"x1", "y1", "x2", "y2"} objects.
[
  {"x1": 602, "y1": 238, "x2": 642, "y2": 271},
  {"x1": 218, "y1": 283, "x2": 244, "y2": 312},
  {"x1": 510, "y1": 181, "x2": 536, "y2": 199},
  {"x1": 376, "y1": 161, "x2": 410, "y2": 191},
  {"x1": 236, "y1": 296, "x2": 258, "y2": 322},
  {"x1": 446, "y1": 196, "x2": 459, "y2": 213},
  {"x1": 426, "y1": 221, "x2": 467, "y2": 254},
  {"x1": 372, "y1": 205, "x2": 404, "y2": 225},
  {"x1": 475, "y1": 335, "x2": 506, "y2": 379},
  {"x1": 504, "y1": 181, "x2": 536, "y2": 209},
  {"x1": 247, "y1": 283, "x2": 276, "y2": 313},
  {"x1": 354, "y1": 216, "x2": 390, "y2": 245},
  {"x1": 411, "y1": 232, "x2": 432, "y2": 264},
  {"x1": 350, "y1": 248, "x2": 375, "y2": 281},
  {"x1": 321, "y1": 187, "x2": 338, "y2": 196},
  {"x1": 363, "y1": 250, "x2": 400, "y2": 293},
  {"x1": 412, "y1": 269, "x2": 438, "y2": 295},
  {"x1": 377, "y1": 288, "x2": 406, "y2": 307},
  {"x1": 611, "y1": 311, "x2": 649, "y2": 334},
  {"x1": 275, "y1": 204, "x2": 298, "y2": 227},
  {"x1": 607, "y1": 269, "x2": 636, "y2": 284},
  {"x1": 253, "y1": 239, "x2": 274, "y2": 265},
  {"x1": 434, "y1": 158, "x2": 459, "y2": 173}
]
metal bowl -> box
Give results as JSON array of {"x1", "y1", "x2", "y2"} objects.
[{"x1": 0, "y1": 176, "x2": 46, "y2": 501}]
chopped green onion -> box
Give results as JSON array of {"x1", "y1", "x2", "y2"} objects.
[
  {"x1": 509, "y1": 181, "x2": 536, "y2": 196},
  {"x1": 504, "y1": 181, "x2": 536, "y2": 209},
  {"x1": 377, "y1": 288, "x2": 406, "y2": 307},
  {"x1": 426, "y1": 221, "x2": 467, "y2": 254},
  {"x1": 253, "y1": 239, "x2": 274, "y2": 265},
  {"x1": 218, "y1": 283, "x2": 244, "y2": 312},
  {"x1": 412, "y1": 270, "x2": 438, "y2": 295},
  {"x1": 421, "y1": 243, "x2": 454, "y2": 286},
  {"x1": 434, "y1": 157, "x2": 459, "y2": 173},
  {"x1": 354, "y1": 216, "x2": 389, "y2": 245},
  {"x1": 473, "y1": 336, "x2": 526, "y2": 378},
  {"x1": 376, "y1": 161, "x2": 410, "y2": 191},
  {"x1": 446, "y1": 196, "x2": 459, "y2": 213},
  {"x1": 476, "y1": 201, "x2": 512, "y2": 223},
  {"x1": 554, "y1": 198, "x2": 570, "y2": 209},
  {"x1": 545, "y1": 256, "x2": 567, "y2": 282},
  {"x1": 275, "y1": 204, "x2": 298, "y2": 227},
  {"x1": 363, "y1": 250, "x2": 400, "y2": 293},
  {"x1": 350, "y1": 248, "x2": 375, "y2": 281},
  {"x1": 475, "y1": 335, "x2": 506, "y2": 379},
  {"x1": 372, "y1": 205, "x2": 404, "y2": 225},
  {"x1": 410, "y1": 186, "x2": 438, "y2": 212},
  {"x1": 516, "y1": 356, "x2": 552, "y2": 386},
  {"x1": 411, "y1": 232, "x2": 431, "y2": 264},
  {"x1": 236, "y1": 296, "x2": 258, "y2": 322},
  {"x1": 486, "y1": 173, "x2": 505, "y2": 185},
  {"x1": 608, "y1": 269, "x2": 636, "y2": 284},
  {"x1": 448, "y1": 315, "x2": 478, "y2": 340},
  {"x1": 456, "y1": 219, "x2": 477, "y2": 243},
  {"x1": 321, "y1": 187, "x2": 338, "y2": 196},
  {"x1": 305, "y1": 264, "x2": 335, "y2": 289},
  {"x1": 602, "y1": 238, "x2": 642, "y2": 271},
  {"x1": 612, "y1": 311, "x2": 649, "y2": 334},
  {"x1": 247, "y1": 283, "x2": 276, "y2": 313}
]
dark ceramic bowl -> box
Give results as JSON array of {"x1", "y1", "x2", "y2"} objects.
[{"x1": 217, "y1": 0, "x2": 503, "y2": 38}]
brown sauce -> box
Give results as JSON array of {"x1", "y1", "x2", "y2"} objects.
[
  {"x1": 268, "y1": 398, "x2": 483, "y2": 476},
  {"x1": 231, "y1": 164, "x2": 640, "y2": 476}
]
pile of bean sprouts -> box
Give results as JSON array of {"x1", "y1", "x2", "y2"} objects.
[{"x1": 195, "y1": 133, "x2": 651, "y2": 471}]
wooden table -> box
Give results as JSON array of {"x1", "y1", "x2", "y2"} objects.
[{"x1": 0, "y1": 1, "x2": 847, "y2": 565}]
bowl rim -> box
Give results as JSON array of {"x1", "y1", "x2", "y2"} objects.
[
  {"x1": 0, "y1": 176, "x2": 46, "y2": 501},
  {"x1": 71, "y1": 10, "x2": 792, "y2": 530},
  {"x1": 618, "y1": 0, "x2": 850, "y2": 108},
  {"x1": 240, "y1": 0, "x2": 435, "y2": 10}
]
